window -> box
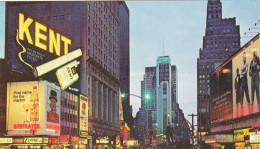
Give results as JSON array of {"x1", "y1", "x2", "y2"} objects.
[{"x1": 163, "y1": 83, "x2": 167, "y2": 94}]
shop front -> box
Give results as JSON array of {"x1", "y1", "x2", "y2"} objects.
[
  {"x1": 0, "y1": 138, "x2": 13, "y2": 149},
  {"x1": 205, "y1": 134, "x2": 234, "y2": 149},
  {"x1": 234, "y1": 128, "x2": 251, "y2": 149},
  {"x1": 0, "y1": 137, "x2": 49, "y2": 149},
  {"x1": 94, "y1": 136, "x2": 116, "y2": 149}
]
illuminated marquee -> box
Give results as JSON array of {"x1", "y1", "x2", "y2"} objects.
[
  {"x1": 0, "y1": 138, "x2": 13, "y2": 144},
  {"x1": 18, "y1": 13, "x2": 71, "y2": 56}
]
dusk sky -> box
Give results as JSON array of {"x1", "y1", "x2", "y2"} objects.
[
  {"x1": 0, "y1": 1, "x2": 259, "y2": 125},
  {"x1": 125, "y1": 0, "x2": 259, "y2": 124}
]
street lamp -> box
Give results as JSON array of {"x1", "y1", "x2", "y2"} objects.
[{"x1": 120, "y1": 93, "x2": 150, "y2": 141}]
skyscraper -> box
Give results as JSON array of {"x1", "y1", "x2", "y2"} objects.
[
  {"x1": 135, "y1": 56, "x2": 181, "y2": 144},
  {"x1": 6, "y1": 2, "x2": 130, "y2": 145},
  {"x1": 119, "y1": 2, "x2": 132, "y2": 127},
  {"x1": 156, "y1": 56, "x2": 172, "y2": 143},
  {"x1": 197, "y1": 0, "x2": 240, "y2": 133}
]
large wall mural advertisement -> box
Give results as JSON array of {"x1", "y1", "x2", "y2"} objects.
[
  {"x1": 6, "y1": 81, "x2": 61, "y2": 136},
  {"x1": 210, "y1": 36, "x2": 260, "y2": 124},
  {"x1": 232, "y1": 37, "x2": 260, "y2": 118},
  {"x1": 7, "y1": 12, "x2": 82, "y2": 90}
]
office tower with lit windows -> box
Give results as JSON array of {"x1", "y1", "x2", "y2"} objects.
[
  {"x1": 197, "y1": 0, "x2": 240, "y2": 134},
  {"x1": 156, "y1": 56, "x2": 172, "y2": 143},
  {"x1": 135, "y1": 56, "x2": 180, "y2": 142},
  {"x1": 6, "y1": 1, "x2": 129, "y2": 141}
]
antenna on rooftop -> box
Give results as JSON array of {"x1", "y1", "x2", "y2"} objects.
[{"x1": 163, "y1": 37, "x2": 165, "y2": 56}]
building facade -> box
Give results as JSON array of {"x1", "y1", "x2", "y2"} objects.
[
  {"x1": 135, "y1": 56, "x2": 190, "y2": 145},
  {"x1": 156, "y1": 56, "x2": 172, "y2": 143},
  {"x1": 119, "y1": 2, "x2": 132, "y2": 128},
  {"x1": 197, "y1": 0, "x2": 240, "y2": 134},
  {"x1": 3, "y1": 1, "x2": 129, "y2": 148},
  {"x1": 206, "y1": 34, "x2": 260, "y2": 149}
]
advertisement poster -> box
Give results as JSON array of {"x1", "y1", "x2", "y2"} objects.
[
  {"x1": 6, "y1": 11, "x2": 80, "y2": 89},
  {"x1": 234, "y1": 129, "x2": 249, "y2": 142},
  {"x1": 46, "y1": 84, "x2": 61, "y2": 135},
  {"x1": 210, "y1": 62, "x2": 233, "y2": 123},
  {"x1": 232, "y1": 37, "x2": 260, "y2": 118},
  {"x1": 6, "y1": 81, "x2": 60, "y2": 136},
  {"x1": 211, "y1": 37, "x2": 260, "y2": 124},
  {"x1": 79, "y1": 95, "x2": 88, "y2": 137},
  {"x1": 7, "y1": 12, "x2": 71, "y2": 73}
]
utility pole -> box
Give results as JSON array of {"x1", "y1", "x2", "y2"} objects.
[{"x1": 188, "y1": 114, "x2": 197, "y2": 149}]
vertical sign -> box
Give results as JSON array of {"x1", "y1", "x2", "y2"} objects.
[{"x1": 79, "y1": 95, "x2": 88, "y2": 137}]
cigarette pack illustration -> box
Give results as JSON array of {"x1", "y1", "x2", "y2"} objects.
[{"x1": 56, "y1": 60, "x2": 80, "y2": 90}]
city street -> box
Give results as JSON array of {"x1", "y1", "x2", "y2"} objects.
[{"x1": 0, "y1": 1, "x2": 259, "y2": 149}]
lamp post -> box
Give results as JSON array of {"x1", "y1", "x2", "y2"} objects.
[
  {"x1": 121, "y1": 93, "x2": 150, "y2": 146},
  {"x1": 145, "y1": 94, "x2": 150, "y2": 140}
]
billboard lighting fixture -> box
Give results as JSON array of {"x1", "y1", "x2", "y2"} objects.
[
  {"x1": 33, "y1": 49, "x2": 82, "y2": 77},
  {"x1": 222, "y1": 69, "x2": 230, "y2": 74}
]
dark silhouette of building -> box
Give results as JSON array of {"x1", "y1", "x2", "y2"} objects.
[
  {"x1": 197, "y1": 0, "x2": 240, "y2": 134},
  {"x1": 119, "y1": 1, "x2": 133, "y2": 131}
]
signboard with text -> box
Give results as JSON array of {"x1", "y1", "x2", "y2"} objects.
[
  {"x1": 6, "y1": 9, "x2": 80, "y2": 90},
  {"x1": 79, "y1": 95, "x2": 88, "y2": 137},
  {"x1": 210, "y1": 35, "x2": 260, "y2": 123},
  {"x1": 24, "y1": 137, "x2": 48, "y2": 144},
  {"x1": 7, "y1": 12, "x2": 71, "y2": 75},
  {"x1": 6, "y1": 81, "x2": 61, "y2": 136},
  {"x1": 210, "y1": 62, "x2": 233, "y2": 123},
  {"x1": 250, "y1": 131, "x2": 260, "y2": 143},
  {"x1": 0, "y1": 138, "x2": 13, "y2": 144},
  {"x1": 234, "y1": 129, "x2": 250, "y2": 142}
]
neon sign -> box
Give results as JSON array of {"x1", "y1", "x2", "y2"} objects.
[{"x1": 18, "y1": 13, "x2": 71, "y2": 56}]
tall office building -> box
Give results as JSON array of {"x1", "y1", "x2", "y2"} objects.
[
  {"x1": 6, "y1": 2, "x2": 129, "y2": 143},
  {"x1": 135, "y1": 56, "x2": 180, "y2": 143},
  {"x1": 156, "y1": 56, "x2": 172, "y2": 143},
  {"x1": 119, "y1": 2, "x2": 132, "y2": 128},
  {"x1": 197, "y1": 0, "x2": 240, "y2": 132}
]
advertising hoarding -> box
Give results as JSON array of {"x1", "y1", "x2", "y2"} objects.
[
  {"x1": 234, "y1": 129, "x2": 250, "y2": 142},
  {"x1": 79, "y1": 95, "x2": 88, "y2": 137},
  {"x1": 6, "y1": 11, "x2": 81, "y2": 90},
  {"x1": 210, "y1": 62, "x2": 233, "y2": 123},
  {"x1": 232, "y1": 37, "x2": 260, "y2": 118},
  {"x1": 250, "y1": 131, "x2": 260, "y2": 143},
  {"x1": 96, "y1": 136, "x2": 109, "y2": 144},
  {"x1": 126, "y1": 140, "x2": 139, "y2": 147},
  {"x1": 6, "y1": 81, "x2": 60, "y2": 136},
  {"x1": 0, "y1": 138, "x2": 13, "y2": 144},
  {"x1": 210, "y1": 35, "x2": 260, "y2": 123},
  {"x1": 7, "y1": 12, "x2": 71, "y2": 75}
]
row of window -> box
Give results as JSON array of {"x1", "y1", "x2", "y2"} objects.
[
  {"x1": 61, "y1": 112, "x2": 78, "y2": 123},
  {"x1": 60, "y1": 127, "x2": 78, "y2": 136}
]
